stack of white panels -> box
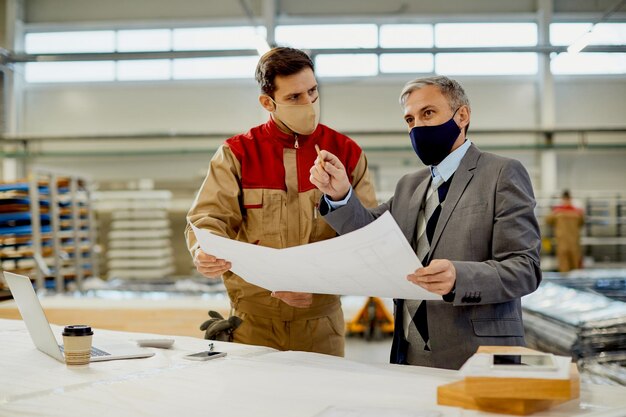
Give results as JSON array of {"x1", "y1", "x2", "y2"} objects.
[{"x1": 97, "y1": 191, "x2": 175, "y2": 280}]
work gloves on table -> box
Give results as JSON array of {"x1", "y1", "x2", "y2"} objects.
[{"x1": 200, "y1": 310, "x2": 242, "y2": 342}]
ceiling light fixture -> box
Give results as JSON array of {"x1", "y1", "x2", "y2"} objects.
[{"x1": 566, "y1": 0, "x2": 626, "y2": 54}]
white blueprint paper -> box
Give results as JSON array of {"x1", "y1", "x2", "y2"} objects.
[{"x1": 191, "y1": 211, "x2": 439, "y2": 300}]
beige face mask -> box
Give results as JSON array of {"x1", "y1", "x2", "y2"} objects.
[{"x1": 270, "y1": 97, "x2": 320, "y2": 135}]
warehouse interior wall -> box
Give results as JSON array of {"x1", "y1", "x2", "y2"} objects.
[
  {"x1": 16, "y1": 76, "x2": 626, "y2": 194},
  {"x1": 19, "y1": 75, "x2": 626, "y2": 136}
]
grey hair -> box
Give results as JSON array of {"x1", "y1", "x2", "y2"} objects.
[{"x1": 399, "y1": 76, "x2": 470, "y2": 111}]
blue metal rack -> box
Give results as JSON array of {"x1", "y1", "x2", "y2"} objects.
[{"x1": 1, "y1": 169, "x2": 97, "y2": 292}]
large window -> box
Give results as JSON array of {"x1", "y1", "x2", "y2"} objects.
[
  {"x1": 315, "y1": 54, "x2": 378, "y2": 77},
  {"x1": 435, "y1": 23, "x2": 537, "y2": 47},
  {"x1": 551, "y1": 53, "x2": 626, "y2": 75},
  {"x1": 117, "y1": 59, "x2": 171, "y2": 81},
  {"x1": 379, "y1": 24, "x2": 433, "y2": 48},
  {"x1": 551, "y1": 23, "x2": 626, "y2": 46},
  {"x1": 274, "y1": 24, "x2": 378, "y2": 49},
  {"x1": 117, "y1": 30, "x2": 171, "y2": 52},
  {"x1": 550, "y1": 23, "x2": 626, "y2": 74},
  {"x1": 436, "y1": 53, "x2": 538, "y2": 76},
  {"x1": 21, "y1": 21, "x2": 625, "y2": 82},
  {"x1": 172, "y1": 56, "x2": 259, "y2": 79},
  {"x1": 24, "y1": 27, "x2": 266, "y2": 82},
  {"x1": 25, "y1": 61, "x2": 116, "y2": 83},
  {"x1": 380, "y1": 54, "x2": 434, "y2": 74},
  {"x1": 25, "y1": 31, "x2": 115, "y2": 54},
  {"x1": 172, "y1": 27, "x2": 266, "y2": 51}
]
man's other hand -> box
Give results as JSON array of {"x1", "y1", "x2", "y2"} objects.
[{"x1": 271, "y1": 291, "x2": 314, "y2": 308}]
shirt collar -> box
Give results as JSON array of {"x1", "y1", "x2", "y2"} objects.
[
  {"x1": 430, "y1": 139, "x2": 472, "y2": 182},
  {"x1": 264, "y1": 117, "x2": 322, "y2": 148}
]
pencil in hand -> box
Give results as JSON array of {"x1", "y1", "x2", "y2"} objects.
[{"x1": 314, "y1": 144, "x2": 325, "y2": 169}]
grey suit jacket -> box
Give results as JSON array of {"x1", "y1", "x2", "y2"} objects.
[{"x1": 322, "y1": 144, "x2": 542, "y2": 370}]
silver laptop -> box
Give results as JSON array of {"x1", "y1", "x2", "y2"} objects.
[{"x1": 3, "y1": 271, "x2": 155, "y2": 362}]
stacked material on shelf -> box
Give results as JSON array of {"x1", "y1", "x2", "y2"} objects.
[
  {"x1": 581, "y1": 360, "x2": 626, "y2": 386},
  {"x1": 523, "y1": 282, "x2": 626, "y2": 358},
  {"x1": 1, "y1": 175, "x2": 95, "y2": 291},
  {"x1": 542, "y1": 270, "x2": 626, "y2": 302},
  {"x1": 0, "y1": 180, "x2": 93, "y2": 284},
  {"x1": 559, "y1": 269, "x2": 626, "y2": 302},
  {"x1": 0, "y1": 182, "x2": 50, "y2": 281},
  {"x1": 96, "y1": 191, "x2": 174, "y2": 280},
  {"x1": 522, "y1": 282, "x2": 626, "y2": 386}
]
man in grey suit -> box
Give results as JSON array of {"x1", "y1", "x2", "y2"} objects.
[{"x1": 309, "y1": 76, "x2": 541, "y2": 370}]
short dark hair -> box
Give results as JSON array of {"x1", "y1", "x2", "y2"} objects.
[
  {"x1": 562, "y1": 190, "x2": 571, "y2": 199},
  {"x1": 255, "y1": 47, "x2": 314, "y2": 97}
]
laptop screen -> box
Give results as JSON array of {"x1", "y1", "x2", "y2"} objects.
[{"x1": 2, "y1": 272, "x2": 66, "y2": 362}]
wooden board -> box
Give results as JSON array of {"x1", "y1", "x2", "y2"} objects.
[
  {"x1": 464, "y1": 367, "x2": 579, "y2": 400},
  {"x1": 437, "y1": 346, "x2": 580, "y2": 416},
  {"x1": 437, "y1": 380, "x2": 569, "y2": 416}
]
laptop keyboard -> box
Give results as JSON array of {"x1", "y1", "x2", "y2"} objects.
[{"x1": 59, "y1": 345, "x2": 111, "y2": 357}]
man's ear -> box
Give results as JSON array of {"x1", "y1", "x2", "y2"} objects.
[
  {"x1": 259, "y1": 95, "x2": 275, "y2": 112},
  {"x1": 457, "y1": 105, "x2": 470, "y2": 131}
]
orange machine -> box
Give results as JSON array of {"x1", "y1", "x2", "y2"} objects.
[{"x1": 346, "y1": 297, "x2": 394, "y2": 340}]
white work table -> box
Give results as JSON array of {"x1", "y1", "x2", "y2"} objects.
[{"x1": 1, "y1": 318, "x2": 625, "y2": 417}]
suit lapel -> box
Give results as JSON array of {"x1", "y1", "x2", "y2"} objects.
[
  {"x1": 404, "y1": 175, "x2": 430, "y2": 248},
  {"x1": 427, "y1": 145, "x2": 481, "y2": 259}
]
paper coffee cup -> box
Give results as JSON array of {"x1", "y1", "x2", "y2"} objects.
[{"x1": 62, "y1": 325, "x2": 93, "y2": 367}]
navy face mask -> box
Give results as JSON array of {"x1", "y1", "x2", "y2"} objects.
[{"x1": 409, "y1": 108, "x2": 461, "y2": 166}]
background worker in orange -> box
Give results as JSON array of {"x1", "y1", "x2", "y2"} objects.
[
  {"x1": 546, "y1": 190, "x2": 585, "y2": 273},
  {"x1": 185, "y1": 47, "x2": 377, "y2": 356}
]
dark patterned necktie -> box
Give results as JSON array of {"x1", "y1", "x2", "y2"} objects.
[{"x1": 406, "y1": 174, "x2": 453, "y2": 351}]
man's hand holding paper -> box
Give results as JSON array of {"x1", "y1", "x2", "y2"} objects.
[
  {"x1": 407, "y1": 259, "x2": 456, "y2": 296},
  {"x1": 193, "y1": 248, "x2": 231, "y2": 279}
]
